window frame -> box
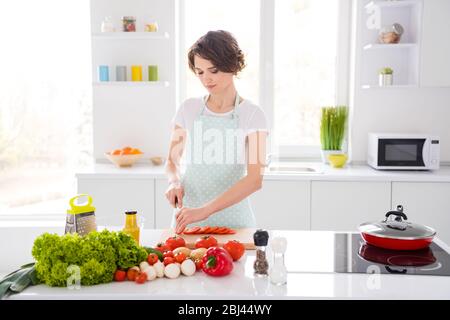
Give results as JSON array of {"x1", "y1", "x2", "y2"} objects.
[{"x1": 178, "y1": 0, "x2": 352, "y2": 160}]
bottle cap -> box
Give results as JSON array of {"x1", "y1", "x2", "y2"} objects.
[
  {"x1": 253, "y1": 229, "x2": 269, "y2": 246},
  {"x1": 125, "y1": 210, "x2": 137, "y2": 215},
  {"x1": 271, "y1": 237, "x2": 287, "y2": 253}
]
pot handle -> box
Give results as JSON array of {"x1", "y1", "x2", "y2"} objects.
[
  {"x1": 385, "y1": 266, "x2": 407, "y2": 274},
  {"x1": 385, "y1": 205, "x2": 408, "y2": 221}
]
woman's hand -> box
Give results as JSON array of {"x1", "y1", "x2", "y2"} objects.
[
  {"x1": 165, "y1": 181, "x2": 184, "y2": 208},
  {"x1": 175, "y1": 207, "x2": 210, "y2": 234}
]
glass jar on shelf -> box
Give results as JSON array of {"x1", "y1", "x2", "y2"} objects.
[
  {"x1": 144, "y1": 20, "x2": 158, "y2": 32},
  {"x1": 101, "y1": 16, "x2": 115, "y2": 32},
  {"x1": 378, "y1": 23, "x2": 404, "y2": 44},
  {"x1": 122, "y1": 16, "x2": 136, "y2": 32}
]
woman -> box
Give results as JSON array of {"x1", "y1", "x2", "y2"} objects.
[{"x1": 165, "y1": 30, "x2": 268, "y2": 234}]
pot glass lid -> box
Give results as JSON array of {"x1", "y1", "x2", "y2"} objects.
[{"x1": 359, "y1": 205, "x2": 436, "y2": 240}]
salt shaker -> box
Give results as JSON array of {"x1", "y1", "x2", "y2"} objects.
[
  {"x1": 269, "y1": 237, "x2": 287, "y2": 286},
  {"x1": 253, "y1": 229, "x2": 269, "y2": 277}
]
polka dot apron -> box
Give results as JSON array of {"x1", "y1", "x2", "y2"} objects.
[{"x1": 171, "y1": 93, "x2": 256, "y2": 228}]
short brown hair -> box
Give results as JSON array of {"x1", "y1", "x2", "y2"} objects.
[{"x1": 188, "y1": 30, "x2": 246, "y2": 75}]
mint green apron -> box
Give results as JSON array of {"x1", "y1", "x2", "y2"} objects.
[{"x1": 171, "y1": 94, "x2": 256, "y2": 228}]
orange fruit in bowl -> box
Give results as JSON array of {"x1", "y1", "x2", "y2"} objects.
[
  {"x1": 122, "y1": 146, "x2": 133, "y2": 152},
  {"x1": 112, "y1": 149, "x2": 121, "y2": 155},
  {"x1": 131, "y1": 148, "x2": 142, "y2": 154},
  {"x1": 121, "y1": 149, "x2": 133, "y2": 155}
]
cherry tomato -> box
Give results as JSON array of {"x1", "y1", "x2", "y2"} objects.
[
  {"x1": 174, "y1": 252, "x2": 187, "y2": 263},
  {"x1": 135, "y1": 272, "x2": 147, "y2": 284},
  {"x1": 114, "y1": 269, "x2": 126, "y2": 282},
  {"x1": 194, "y1": 258, "x2": 203, "y2": 271},
  {"x1": 155, "y1": 242, "x2": 171, "y2": 253},
  {"x1": 147, "y1": 253, "x2": 159, "y2": 265},
  {"x1": 165, "y1": 235, "x2": 186, "y2": 251},
  {"x1": 223, "y1": 240, "x2": 246, "y2": 261},
  {"x1": 163, "y1": 257, "x2": 176, "y2": 266},
  {"x1": 195, "y1": 235, "x2": 218, "y2": 249},
  {"x1": 163, "y1": 250, "x2": 174, "y2": 258},
  {"x1": 127, "y1": 268, "x2": 139, "y2": 281}
]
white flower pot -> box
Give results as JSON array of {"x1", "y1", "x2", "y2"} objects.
[
  {"x1": 320, "y1": 149, "x2": 343, "y2": 164},
  {"x1": 379, "y1": 74, "x2": 393, "y2": 86}
]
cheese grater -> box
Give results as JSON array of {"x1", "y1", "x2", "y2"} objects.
[{"x1": 65, "y1": 194, "x2": 97, "y2": 236}]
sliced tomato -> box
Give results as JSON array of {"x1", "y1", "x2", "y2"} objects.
[
  {"x1": 215, "y1": 227, "x2": 229, "y2": 234},
  {"x1": 199, "y1": 226, "x2": 209, "y2": 234},
  {"x1": 226, "y1": 228, "x2": 237, "y2": 234},
  {"x1": 184, "y1": 226, "x2": 200, "y2": 234},
  {"x1": 208, "y1": 226, "x2": 219, "y2": 234}
]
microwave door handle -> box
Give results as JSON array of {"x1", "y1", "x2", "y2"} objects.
[{"x1": 423, "y1": 139, "x2": 430, "y2": 167}]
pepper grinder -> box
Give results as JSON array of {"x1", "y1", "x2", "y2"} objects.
[
  {"x1": 253, "y1": 229, "x2": 269, "y2": 277},
  {"x1": 269, "y1": 237, "x2": 287, "y2": 286}
]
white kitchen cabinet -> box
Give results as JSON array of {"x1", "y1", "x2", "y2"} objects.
[
  {"x1": 250, "y1": 180, "x2": 310, "y2": 230},
  {"x1": 420, "y1": 0, "x2": 450, "y2": 87},
  {"x1": 392, "y1": 182, "x2": 450, "y2": 245},
  {"x1": 155, "y1": 179, "x2": 175, "y2": 228},
  {"x1": 311, "y1": 181, "x2": 391, "y2": 231},
  {"x1": 77, "y1": 178, "x2": 155, "y2": 227}
]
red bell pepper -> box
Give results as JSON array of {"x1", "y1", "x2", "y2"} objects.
[{"x1": 201, "y1": 247, "x2": 233, "y2": 277}]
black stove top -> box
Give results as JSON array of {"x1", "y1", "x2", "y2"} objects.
[{"x1": 285, "y1": 233, "x2": 450, "y2": 276}]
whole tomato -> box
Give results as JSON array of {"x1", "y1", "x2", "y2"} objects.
[
  {"x1": 174, "y1": 252, "x2": 187, "y2": 263},
  {"x1": 147, "y1": 253, "x2": 159, "y2": 265},
  {"x1": 194, "y1": 258, "x2": 203, "y2": 271},
  {"x1": 195, "y1": 235, "x2": 218, "y2": 249},
  {"x1": 114, "y1": 269, "x2": 126, "y2": 282},
  {"x1": 165, "y1": 235, "x2": 186, "y2": 251},
  {"x1": 223, "y1": 240, "x2": 245, "y2": 261},
  {"x1": 155, "y1": 242, "x2": 171, "y2": 253},
  {"x1": 163, "y1": 250, "x2": 174, "y2": 258},
  {"x1": 164, "y1": 257, "x2": 176, "y2": 266}
]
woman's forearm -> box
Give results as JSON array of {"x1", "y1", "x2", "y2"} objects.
[
  {"x1": 165, "y1": 160, "x2": 181, "y2": 184},
  {"x1": 203, "y1": 175, "x2": 262, "y2": 216}
]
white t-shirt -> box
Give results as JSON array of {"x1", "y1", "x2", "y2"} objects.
[{"x1": 171, "y1": 96, "x2": 269, "y2": 136}]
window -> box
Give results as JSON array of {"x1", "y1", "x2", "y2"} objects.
[
  {"x1": 181, "y1": 0, "x2": 350, "y2": 159},
  {"x1": 0, "y1": 0, "x2": 92, "y2": 217},
  {"x1": 181, "y1": 0, "x2": 260, "y2": 103}
]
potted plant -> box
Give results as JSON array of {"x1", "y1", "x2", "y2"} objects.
[
  {"x1": 320, "y1": 106, "x2": 348, "y2": 164},
  {"x1": 379, "y1": 67, "x2": 394, "y2": 86}
]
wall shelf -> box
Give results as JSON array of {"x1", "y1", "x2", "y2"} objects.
[
  {"x1": 92, "y1": 32, "x2": 170, "y2": 40},
  {"x1": 365, "y1": 0, "x2": 421, "y2": 10},
  {"x1": 360, "y1": 0, "x2": 423, "y2": 88},
  {"x1": 362, "y1": 84, "x2": 418, "y2": 89},
  {"x1": 93, "y1": 81, "x2": 170, "y2": 87},
  {"x1": 363, "y1": 43, "x2": 417, "y2": 50}
]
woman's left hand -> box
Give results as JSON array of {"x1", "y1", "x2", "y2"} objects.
[{"x1": 175, "y1": 207, "x2": 210, "y2": 234}]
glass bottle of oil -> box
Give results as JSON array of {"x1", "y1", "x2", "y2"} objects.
[{"x1": 123, "y1": 210, "x2": 140, "y2": 245}]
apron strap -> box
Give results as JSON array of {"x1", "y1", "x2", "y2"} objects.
[{"x1": 201, "y1": 93, "x2": 240, "y2": 118}]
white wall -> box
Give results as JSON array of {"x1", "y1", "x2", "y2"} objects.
[{"x1": 349, "y1": 0, "x2": 450, "y2": 163}]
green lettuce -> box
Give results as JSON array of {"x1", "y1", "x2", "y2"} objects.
[{"x1": 31, "y1": 230, "x2": 147, "y2": 287}]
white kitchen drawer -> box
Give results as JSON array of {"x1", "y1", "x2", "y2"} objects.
[
  {"x1": 155, "y1": 179, "x2": 175, "y2": 228},
  {"x1": 311, "y1": 181, "x2": 391, "y2": 231},
  {"x1": 77, "y1": 179, "x2": 155, "y2": 227},
  {"x1": 250, "y1": 180, "x2": 310, "y2": 230},
  {"x1": 392, "y1": 182, "x2": 450, "y2": 246}
]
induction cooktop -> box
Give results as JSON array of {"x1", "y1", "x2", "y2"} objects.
[{"x1": 284, "y1": 233, "x2": 450, "y2": 276}]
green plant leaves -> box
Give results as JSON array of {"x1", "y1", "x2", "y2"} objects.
[{"x1": 320, "y1": 106, "x2": 348, "y2": 150}]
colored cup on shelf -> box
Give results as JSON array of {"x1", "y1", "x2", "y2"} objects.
[
  {"x1": 116, "y1": 65, "x2": 127, "y2": 81},
  {"x1": 148, "y1": 65, "x2": 158, "y2": 81},
  {"x1": 98, "y1": 65, "x2": 109, "y2": 82},
  {"x1": 131, "y1": 65, "x2": 143, "y2": 81}
]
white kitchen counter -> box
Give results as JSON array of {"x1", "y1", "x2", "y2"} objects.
[
  {"x1": 75, "y1": 162, "x2": 450, "y2": 182},
  {"x1": 6, "y1": 230, "x2": 450, "y2": 300}
]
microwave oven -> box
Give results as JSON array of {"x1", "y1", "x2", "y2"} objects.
[{"x1": 367, "y1": 133, "x2": 440, "y2": 170}]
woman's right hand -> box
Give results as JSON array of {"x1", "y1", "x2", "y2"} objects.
[{"x1": 165, "y1": 181, "x2": 184, "y2": 209}]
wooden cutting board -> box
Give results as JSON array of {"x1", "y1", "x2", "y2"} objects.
[{"x1": 159, "y1": 228, "x2": 257, "y2": 250}]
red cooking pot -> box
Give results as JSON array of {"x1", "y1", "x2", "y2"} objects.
[{"x1": 358, "y1": 205, "x2": 436, "y2": 251}]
